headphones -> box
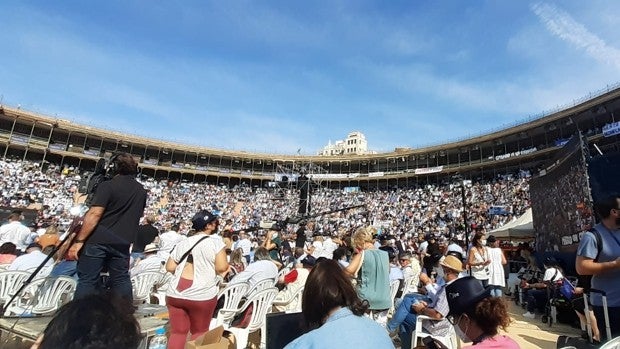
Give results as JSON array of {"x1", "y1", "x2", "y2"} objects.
[{"x1": 107, "y1": 152, "x2": 123, "y2": 176}]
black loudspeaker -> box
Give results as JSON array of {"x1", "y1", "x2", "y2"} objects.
[
  {"x1": 297, "y1": 175, "x2": 311, "y2": 214},
  {"x1": 588, "y1": 152, "x2": 620, "y2": 203}
]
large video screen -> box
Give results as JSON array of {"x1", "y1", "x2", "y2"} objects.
[{"x1": 530, "y1": 135, "x2": 594, "y2": 252}]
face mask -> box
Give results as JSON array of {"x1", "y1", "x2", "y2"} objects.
[
  {"x1": 455, "y1": 316, "x2": 472, "y2": 343},
  {"x1": 481, "y1": 240, "x2": 487, "y2": 246}
]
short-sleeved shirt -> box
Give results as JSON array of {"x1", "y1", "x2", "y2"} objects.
[
  {"x1": 87, "y1": 175, "x2": 147, "y2": 245},
  {"x1": 166, "y1": 234, "x2": 225, "y2": 301},
  {"x1": 422, "y1": 281, "x2": 451, "y2": 336},
  {"x1": 0, "y1": 221, "x2": 31, "y2": 251},
  {"x1": 8, "y1": 250, "x2": 53, "y2": 272},
  {"x1": 577, "y1": 223, "x2": 620, "y2": 307},
  {"x1": 236, "y1": 238, "x2": 252, "y2": 256}
]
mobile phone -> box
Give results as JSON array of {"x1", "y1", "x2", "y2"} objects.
[{"x1": 422, "y1": 336, "x2": 447, "y2": 349}]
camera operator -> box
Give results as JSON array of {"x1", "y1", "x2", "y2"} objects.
[{"x1": 67, "y1": 153, "x2": 147, "y2": 302}]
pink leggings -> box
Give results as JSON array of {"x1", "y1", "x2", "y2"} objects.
[{"x1": 166, "y1": 287, "x2": 217, "y2": 349}]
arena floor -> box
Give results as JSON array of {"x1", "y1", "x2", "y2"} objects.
[
  {"x1": 504, "y1": 300, "x2": 575, "y2": 349},
  {"x1": 1, "y1": 296, "x2": 577, "y2": 349}
]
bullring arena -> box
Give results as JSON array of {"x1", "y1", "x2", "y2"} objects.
[
  {"x1": 1, "y1": 84, "x2": 619, "y2": 349},
  {"x1": 2, "y1": 84, "x2": 619, "y2": 186}
]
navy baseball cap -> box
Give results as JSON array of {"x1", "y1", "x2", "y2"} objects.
[{"x1": 191, "y1": 210, "x2": 218, "y2": 231}]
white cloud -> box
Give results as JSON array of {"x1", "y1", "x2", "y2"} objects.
[{"x1": 531, "y1": 2, "x2": 620, "y2": 70}]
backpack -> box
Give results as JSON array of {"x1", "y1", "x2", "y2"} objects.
[{"x1": 588, "y1": 227, "x2": 604, "y2": 262}]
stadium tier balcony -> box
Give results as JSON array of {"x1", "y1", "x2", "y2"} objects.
[{"x1": 1, "y1": 84, "x2": 619, "y2": 189}]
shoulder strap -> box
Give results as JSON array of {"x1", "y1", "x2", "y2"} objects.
[
  {"x1": 178, "y1": 236, "x2": 210, "y2": 264},
  {"x1": 354, "y1": 250, "x2": 365, "y2": 277},
  {"x1": 590, "y1": 227, "x2": 603, "y2": 262}
]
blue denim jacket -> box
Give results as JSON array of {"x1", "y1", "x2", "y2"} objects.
[{"x1": 285, "y1": 307, "x2": 394, "y2": 349}]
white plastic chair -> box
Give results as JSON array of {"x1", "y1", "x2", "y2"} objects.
[
  {"x1": 410, "y1": 315, "x2": 457, "y2": 349},
  {"x1": 212, "y1": 282, "x2": 250, "y2": 328},
  {"x1": 223, "y1": 287, "x2": 279, "y2": 349},
  {"x1": 0, "y1": 271, "x2": 31, "y2": 304},
  {"x1": 600, "y1": 337, "x2": 620, "y2": 349},
  {"x1": 273, "y1": 285, "x2": 304, "y2": 312},
  {"x1": 5, "y1": 276, "x2": 76, "y2": 316},
  {"x1": 277, "y1": 267, "x2": 290, "y2": 281},
  {"x1": 131, "y1": 271, "x2": 163, "y2": 304},
  {"x1": 388, "y1": 279, "x2": 400, "y2": 316},
  {"x1": 150, "y1": 272, "x2": 173, "y2": 305},
  {"x1": 246, "y1": 278, "x2": 276, "y2": 297}
]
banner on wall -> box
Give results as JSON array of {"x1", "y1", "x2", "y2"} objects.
[
  {"x1": 414, "y1": 166, "x2": 443, "y2": 175},
  {"x1": 603, "y1": 121, "x2": 620, "y2": 137}
]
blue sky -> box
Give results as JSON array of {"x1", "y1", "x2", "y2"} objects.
[{"x1": 1, "y1": 1, "x2": 619, "y2": 154}]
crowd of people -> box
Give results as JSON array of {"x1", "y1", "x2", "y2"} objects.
[
  {"x1": 1, "y1": 158, "x2": 531, "y2": 248},
  {"x1": 7, "y1": 156, "x2": 619, "y2": 349}
]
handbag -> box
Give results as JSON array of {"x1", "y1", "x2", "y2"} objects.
[
  {"x1": 559, "y1": 278, "x2": 575, "y2": 300},
  {"x1": 351, "y1": 250, "x2": 365, "y2": 286}
]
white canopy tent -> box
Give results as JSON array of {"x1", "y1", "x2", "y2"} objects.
[{"x1": 490, "y1": 208, "x2": 535, "y2": 240}]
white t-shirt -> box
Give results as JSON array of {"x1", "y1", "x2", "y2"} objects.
[
  {"x1": 236, "y1": 238, "x2": 252, "y2": 256},
  {"x1": 157, "y1": 231, "x2": 186, "y2": 260},
  {"x1": 311, "y1": 241, "x2": 324, "y2": 258},
  {"x1": 0, "y1": 221, "x2": 32, "y2": 251},
  {"x1": 230, "y1": 259, "x2": 278, "y2": 288},
  {"x1": 322, "y1": 238, "x2": 339, "y2": 259},
  {"x1": 166, "y1": 234, "x2": 225, "y2": 301}
]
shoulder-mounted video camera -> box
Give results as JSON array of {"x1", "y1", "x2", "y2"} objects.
[
  {"x1": 259, "y1": 220, "x2": 287, "y2": 231},
  {"x1": 79, "y1": 153, "x2": 123, "y2": 206}
]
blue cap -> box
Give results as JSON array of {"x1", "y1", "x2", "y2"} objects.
[
  {"x1": 191, "y1": 210, "x2": 218, "y2": 231},
  {"x1": 155, "y1": 327, "x2": 166, "y2": 335}
]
